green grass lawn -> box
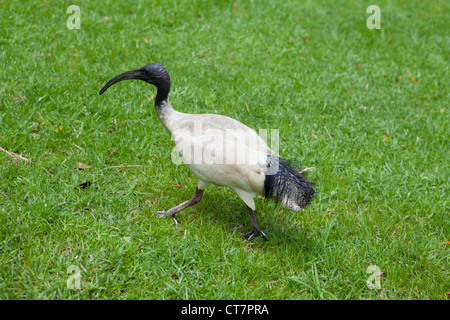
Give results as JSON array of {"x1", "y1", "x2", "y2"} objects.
[{"x1": 0, "y1": 0, "x2": 448, "y2": 299}]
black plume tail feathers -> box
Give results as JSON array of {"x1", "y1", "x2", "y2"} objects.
[{"x1": 264, "y1": 155, "x2": 315, "y2": 212}]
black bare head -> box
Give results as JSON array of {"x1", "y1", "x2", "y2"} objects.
[{"x1": 99, "y1": 63, "x2": 171, "y2": 104}]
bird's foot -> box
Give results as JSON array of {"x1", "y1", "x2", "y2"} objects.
[
  {"x1": 243, "y1": 228, "x2": 269, "y2": 242},
  {"x1": 156, "y1": 211, "x2": 178, "y2": 225},
  {"x1": 156, "y1": 210, "x2": 170, "y2": 218}
]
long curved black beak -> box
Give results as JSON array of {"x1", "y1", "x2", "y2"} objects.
[{"x1": 99, "y1": 69, "x2": 146, "y2": 95}]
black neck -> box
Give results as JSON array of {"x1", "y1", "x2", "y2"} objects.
[{"x1": 155, "y1": 81, "x2": 170, "y2": 107}]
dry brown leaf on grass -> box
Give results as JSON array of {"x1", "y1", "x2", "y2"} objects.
[
  {"x1": 11, "y1": 95, "x2": 26, "y2": 101},
  {"x1": 77, "y1": 162, "x2": 92, "y2": 170},
  {"x1": 0, "y1": 147, "x2": 31, "y2": 164},
  {"x1": 73, "y1": 143, "x2": 84, "y2": 151},
  {"x1": 107, "y1": 148, "x2": 117, "y2": 157},
  {"x1": 377, "y1": 270, "x2": 386, "y2": 277},
  {"x1": 245, "y1": 102, "x2": 253, "y2": 118},
  {"x1": 174, "y1": 183, "x2": 187, "y2": 189},
  {"x1": 77, "y1": 181, "x2": 92, "y2": 189}
]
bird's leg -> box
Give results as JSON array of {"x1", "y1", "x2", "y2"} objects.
[
  {"x1": 156, "y1": 187, "x2": 204, "y2": 219},
  {"x1": 243, "y1": 206, "x2": 269, "y2": 241}
]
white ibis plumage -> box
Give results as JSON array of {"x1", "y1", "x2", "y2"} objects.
[{"x1": 99, "y1": 63, "x2": 315, "y2": 241}]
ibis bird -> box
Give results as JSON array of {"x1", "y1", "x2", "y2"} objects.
[{"x1": 99, "y1": 63, "x2": 315, "y2": 241}]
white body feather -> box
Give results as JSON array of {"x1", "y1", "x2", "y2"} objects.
[{"x1": 158, "y1": 100, "x2": 274, "y2": 210}]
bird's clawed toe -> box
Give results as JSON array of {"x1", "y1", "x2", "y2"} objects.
[
  {"x1": 156, "y1": 210, "x2": 168, "y2": 218},
  {"x1": 156, "y1": 211, "x2": 178, "y2": 225},
  {"x1": 243, "y1": 229, "x2": 269, "y2": 242}
]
